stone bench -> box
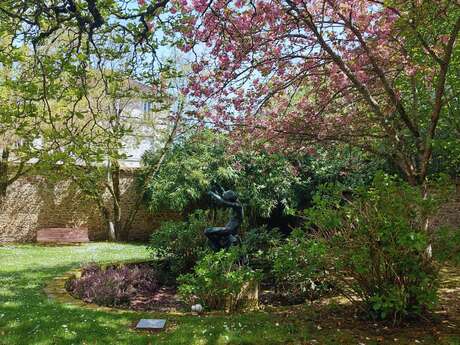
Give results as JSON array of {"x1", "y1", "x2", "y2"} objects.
[{"x1": 36, "y1": 227, "x2": 89, "y2": 243}]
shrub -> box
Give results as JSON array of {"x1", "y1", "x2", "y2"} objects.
[
  {"x1": 147, "y1": 210, "x2": 209, "y2": 281},
  {"x1": 66, "y1": 263, "x2": 159, "y2": 307},
  {"x1": 271, "y1": 229, "x2": 331, "y2": 302},
  {"x1": 306, "y1": 173, "x2": 451, "y2": 322},
  {"x1": 141, "y1": 130, "x2": 306, "y2": 222},
  {"x1": 434, "y1": 226, "x2": 460, "y2": 265},
  {"x1": 178, "y1": 248, "x2": 261, "y2": 312}
]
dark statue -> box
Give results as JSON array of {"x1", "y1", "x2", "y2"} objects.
[{"x1": 204, "y1": 187, "x2": 243, "y2": 251}]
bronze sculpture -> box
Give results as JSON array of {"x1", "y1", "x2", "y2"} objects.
[{"x1": 204, "y1": 187, "x2": 243, "y2": 251}]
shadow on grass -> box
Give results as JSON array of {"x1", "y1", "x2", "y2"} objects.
[
  {"x1": 0, "y1": 264, "x2": 165, "y2": 345},
  {"x1": 0, "y1": 264, "x2": 315, "y2": 345},
  {"x1": 1, "y1": 246, "x2": 460, "y2": 345}
]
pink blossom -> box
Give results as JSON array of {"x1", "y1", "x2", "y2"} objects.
[{"x1": 191, "y1": 63, "x2": 203, "y2": 73}]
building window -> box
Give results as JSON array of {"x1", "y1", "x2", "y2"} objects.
[
  {"x1": 143, "y1": 101, "x2": 151, "y2": 113},
  {"x1": 143, "y1": 101, "x2": 153, "y2": 120}
]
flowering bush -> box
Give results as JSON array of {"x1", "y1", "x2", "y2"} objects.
[{"x1": 66, "y1": 263, "x2": 159, "y2": 307}]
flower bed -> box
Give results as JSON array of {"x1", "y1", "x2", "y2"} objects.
[
  {"x1": 65, "y1": 262, "x2": 185, "y2": 312},
  {"x1": 63, "y1": 259, "x2": 326, "y2": 313}
]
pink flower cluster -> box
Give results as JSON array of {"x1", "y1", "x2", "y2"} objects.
[{"x1": 167, "y1": 0, "x2": 444, "y2": 153}]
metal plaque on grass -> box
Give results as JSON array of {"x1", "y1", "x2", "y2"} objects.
[{"x1": 135, "y1": 319, "x2": 166, "y2": 330}]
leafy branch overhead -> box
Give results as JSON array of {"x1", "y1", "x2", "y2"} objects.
[{"x1": 0, "y1": 0, "x2": 176, "y2": 201}]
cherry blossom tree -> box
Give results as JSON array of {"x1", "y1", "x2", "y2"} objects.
[{"x1": 169, "y1": 0, "x2": 460, "y2": 185}]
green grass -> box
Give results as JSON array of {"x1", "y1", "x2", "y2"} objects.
[{"x1": 1, "y1": 243, "x2": 459, "y2": 345}]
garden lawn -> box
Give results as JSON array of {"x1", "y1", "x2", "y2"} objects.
[{"x1": 0, "y1": 243, "x2": 459, "y2": 345}]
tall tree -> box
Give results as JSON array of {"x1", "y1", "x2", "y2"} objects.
[
  {"x1": 60, "y1": 75, "x2": 176, "y2": 241},
  {"x1": 170, "y1": 0, "x2": 460, "y2": 185}
]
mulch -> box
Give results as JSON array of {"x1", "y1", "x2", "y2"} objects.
[{"x1": 128, "y1": 286, "x2": 186, "y2": 312}]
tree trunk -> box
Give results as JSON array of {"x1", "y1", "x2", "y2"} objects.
[
  {"x1": 421, "y1": 181, "x2": 434, "y2": 260},
  {"x1": 111, "y1": 160, "x2": 124, "y2": 241},
  {"x1": 101, "y1": 159, "x2": 124, "y2": 242},
  {"x1": 108, "y1": 221, "x2": 117, "y2": 241},
  {"x1": 0, "y1": 147, "x2": 10, "y2": 204},
  {"x1": 99, "y1": 203, "x2": 116, "y2": 241}
]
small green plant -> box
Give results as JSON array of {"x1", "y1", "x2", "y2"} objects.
[
  {"x1": 178, "y1": 247, "x2": 261, "y2": 312},
  {"x1": 147, "y1": 210, "x2": 209, "y2": 281}
]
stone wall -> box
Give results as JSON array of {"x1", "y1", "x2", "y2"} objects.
[
  {"x1": 0, "y1": 170, "x2": 178, "y2": 243},
  {"x1": 0, "y1": 173, "x2": 458, "y2": 243}
]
